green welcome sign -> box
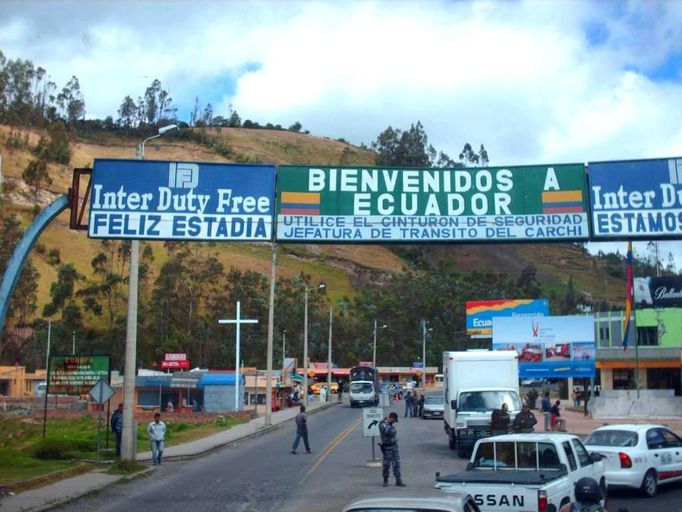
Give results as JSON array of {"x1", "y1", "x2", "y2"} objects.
[
  {"x1": 48, "y1": 354, "x2": 111, "y2": 395},
  {"x1": 276, "y1": 164, "x2": 588, "y2": 242}
]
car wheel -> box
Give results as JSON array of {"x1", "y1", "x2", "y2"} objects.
[
  {"x1": 599, "y1": 478, "x2": 608, "y2": 509},
  {"x1": 448, "y1": 434, "x2": 456, "y2": 450},
  {"x1": 641, "y1": 469, "x2": 658, "y2": 497}
]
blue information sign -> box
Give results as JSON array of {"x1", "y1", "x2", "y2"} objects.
[
  {"x1": 589, "y1": 157, "x2": 682, "y2": 238},
  {"x1": 88, "y1": 159, "x2": 275, "y2": 241}
]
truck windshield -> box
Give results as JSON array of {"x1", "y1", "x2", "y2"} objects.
[
  {"x1": 458, "y1": 391, "x2": 521, "y2": 412},
  {"x1": 350, "y1": 382, "x2": 373, "y2": 393}
]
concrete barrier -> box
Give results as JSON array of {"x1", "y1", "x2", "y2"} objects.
[{"x1": 592, "y1": 389, "x2": 682, "y2": 419}]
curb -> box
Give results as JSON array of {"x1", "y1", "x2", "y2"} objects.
[{"x1": 28, "y1": 466, "x2": 156, "y2": 512}]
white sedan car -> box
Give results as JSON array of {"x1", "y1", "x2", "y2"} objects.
[{"x1": 584, "y1": 424, "x2": 682, "y2": 497}]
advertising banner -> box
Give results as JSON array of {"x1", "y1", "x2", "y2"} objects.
[
  {"x1": 161, "y1": 360, "x2": 190, "y2": 369},
  {"x1": 589, "y1": 157, "x2": 682, "y2": 238},
  {"x1": 492, "y1": 316, "x2": 595, "y2": 378},
  {"x1": 634, "y1": 275, "x2": 682, "y2": 309},
  {"x1": 276, "y1": 164, "x2": 589, "y2": 242},
  {"x1": 48, "y1": 355, "x2": 111, "y2": 395},
  {"x1": 635, "y1": 307, "x2": 682, "y2": 347},
  {"x1": 466, "y1": 299, "x2": 549, "y2": 337},
  {"x1": 88, "y1": 159, "x2": 275, "y2": 241}
]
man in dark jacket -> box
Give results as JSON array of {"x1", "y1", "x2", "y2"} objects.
[
  {"x1": 513, "y1": 403, "x2": 537, "y2": 433},
  {"x1": 291, "y1": 405, "x2": 312, "y2": 454},
  {"x1": 110, "y1": 403, "x2": 123, "y2": 458},
  {"x1": 490, "y1": 403, "x2": 511, "y2": 435},
  {"x1": 541, "y1": 392, "x2": 552, "y2": 431},
  {"x1": 379, "y1": 412, "x2": 405, "y2": 487}
]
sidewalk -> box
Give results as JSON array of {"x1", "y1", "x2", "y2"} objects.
[
  {"x1": 0, "y1": 399, "x2": 337, "y2": 512},
  {"x1": 558, "y1": 407, "x2": 682, "y2": 436}
]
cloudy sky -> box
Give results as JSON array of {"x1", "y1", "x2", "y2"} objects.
[{"x1": 1, "y1": 0, "x2": 681, "y2": 267}]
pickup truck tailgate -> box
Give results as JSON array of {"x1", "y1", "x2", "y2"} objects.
[
  {"x1": 436, "y1": 469, "x2": 566, "y2": 511},
  {"x1": 438, "y1": 483, "x2": 537, "y2": 511}
]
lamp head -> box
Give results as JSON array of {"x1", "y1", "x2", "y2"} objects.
[{"x1": 158, "y1": 124, "x2": 178, "y2": 135}]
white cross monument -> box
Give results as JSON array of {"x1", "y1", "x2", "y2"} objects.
[{"x1": 218, "y1": 301, "x2": 258, "y2": 411}]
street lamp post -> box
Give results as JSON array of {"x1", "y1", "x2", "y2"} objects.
[
  {"x1": 372, "y1": 320, "x2": 387, "y2": 367},
  {"x1": 121, "y1": 124, "x2": 178, "y2": 462},
  {"x1": 421, "y1": 320, "x2": 433, "y2": 389},
  {"x1": 303, "y1": 283, "x2": 325, "y2": 407},
  {"x1": 282, "y1": 330, "x2": 287, "y2": 367},
  {"x1": 326, "y1": 306, "x2": 333, "y2": 402}
]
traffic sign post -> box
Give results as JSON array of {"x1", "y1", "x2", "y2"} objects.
[
  {"x1": 89, "y1": 379, "x2": 115, "y2": 459},
  {"x1": 363, "y1": 407, "x2": 383, "y2": 468}
]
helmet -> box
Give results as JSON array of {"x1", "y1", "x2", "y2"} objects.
[{"x1": 574, "y1": 477, "x2": 602, "y2": 504}]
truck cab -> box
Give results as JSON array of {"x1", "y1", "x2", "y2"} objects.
[
  {"x1": 349, "y1": 366, "x2": 379, "y2": 408},
  {"x1": 443, "y1": 351, "x2": 521, "y2": 457}
]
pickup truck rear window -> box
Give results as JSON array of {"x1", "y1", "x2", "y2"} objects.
[{"x1": 473, "y1": 441, "x2": 561, "y2": 469}]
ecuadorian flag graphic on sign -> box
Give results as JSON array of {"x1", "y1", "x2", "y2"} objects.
[
  {"x1": 280, "y1": 192, "x2": 321, "y2": 215},
  {"x1": 541, "y1": 190, "x2": 583, "y2": 214}
]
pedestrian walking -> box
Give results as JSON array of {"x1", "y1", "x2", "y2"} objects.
[
  {"x1": 417, "y1": 394, "x2": 425, "y2": 418},
  {"x1": 291, "y1": 405, "x2": 312, "y2": 454},
  {"x1": 490, "y1": 403, "x2": 511, "y2": 435},
  {"x1": 404, "y1": 392, "x2": 413, "y2": 417},
  {"x1": 551, "y1": 400, "x2": 567, "y2": 431},
  {"x1": 512, "y1": 403, "x2": 537, "y2": 433},
  {"x1": 147, "y1": 412, "x2": 167, "y2": 465},
  {"x1": 541, "y1": 391, "x2": 552, "y2": 431},
  {"x1": 110, "y1": 403, "x2": 123, "y2": 458},
  {"x1": 337, "y1": 379, "x2": 343, "y2": 402},
  {"x1": 379, "y1": 412, "x2": 405, "y2": 487}
]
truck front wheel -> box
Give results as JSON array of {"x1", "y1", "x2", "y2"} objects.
[
  {"x1": 456, "y1": 445, "x2": 469, "y2": 458},
  {"x1": 448, "y1": 432, "x2": 456, "y2": 450}
]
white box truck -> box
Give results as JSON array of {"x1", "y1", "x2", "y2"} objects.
[{"x1": 443, "y1": 351, "x2": 521, "y2": 458}]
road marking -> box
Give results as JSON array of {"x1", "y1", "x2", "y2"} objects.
[{"x1": 298, "y1": 416, "x2": 362, "y2": 486}]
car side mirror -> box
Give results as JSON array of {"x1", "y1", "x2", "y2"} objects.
[
  {"x1": 590, "y1": 452, "x2": 605, "y2": 463},
  {"x1": 451, "y1": 400, "x2": 457, "y2": 410}
]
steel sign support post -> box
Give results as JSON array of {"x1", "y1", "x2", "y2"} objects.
[
  {"x1": 304, "y1": 287, "x2": 309, "y2": 408},
  {"x1": 265, "y1": 243, "x2": 277, "y2": 426},
  {"x1": 121, "y1": 124, "x2": 178, "y2": 461},
  {"x1": 42, "y1": 320, "x2": 51, "y2": 439},
  {"x1": 218, "y1": 301, "x2": 258, "y2": 411}
]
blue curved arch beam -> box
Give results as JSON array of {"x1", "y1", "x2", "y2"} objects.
[{"x1": 0, "y1": 195, "x2": 70, "y2": 339}]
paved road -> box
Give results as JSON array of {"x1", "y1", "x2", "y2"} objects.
[{"x1": 54, "y1": 402, "x2": 682, "y2": 512}]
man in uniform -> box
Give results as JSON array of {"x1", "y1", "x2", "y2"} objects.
[
  {"x1": 512, "y1": 403, "x2": 537, "y2": 433},
  {"x1": 379, "y1": 411, "x2": 405, "y2": 487}
]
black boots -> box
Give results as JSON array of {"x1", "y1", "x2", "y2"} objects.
[
  {"x1": 396, "y1": 479, "x2": 406, "y2": 487},
  {"x1": 383, "y1": 478, "x2": 389, "y2": 487}
]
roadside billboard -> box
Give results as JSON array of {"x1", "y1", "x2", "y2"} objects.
[
  {"x1": 88, "y1": 159, "x2": 275, "y2": 241},
  {"x1": 634, "y1": 275, "x2": 682, "y2": 309},
  {"x1": 492, "y1": 316, "x2": 595, "y2": 378},
  {"x1": 466, "y1": 299, "x2": 549, "y2": 337},
  {"x1": 589, "y1": 157, "x2": 682, "y2": 239},
  {"x1": 47, "y1": 355, "x2": 111, "y2": 395},
  {"x1": 635, "y1": 307, "x2": 682, "y2": 348},
  {"x1": 276, "y1": 164, "x2": 589, "y2": 242}
]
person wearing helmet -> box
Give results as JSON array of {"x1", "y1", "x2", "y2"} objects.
[{"x1": 556, "y1": 477, "x2": 608, "y2": 512}]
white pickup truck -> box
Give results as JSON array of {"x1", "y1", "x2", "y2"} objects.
[{"x1": 435, "y1": 433, "x2": 606, "y2": 512}]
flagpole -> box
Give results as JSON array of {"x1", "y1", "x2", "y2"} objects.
[{"x1": 634, "y1": 301, "x2": 640, "y2": 399}]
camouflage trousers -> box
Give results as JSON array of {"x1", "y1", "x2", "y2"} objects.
[{"x1": 382, "y1": 445, "x2": 401, "y2": 480}]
